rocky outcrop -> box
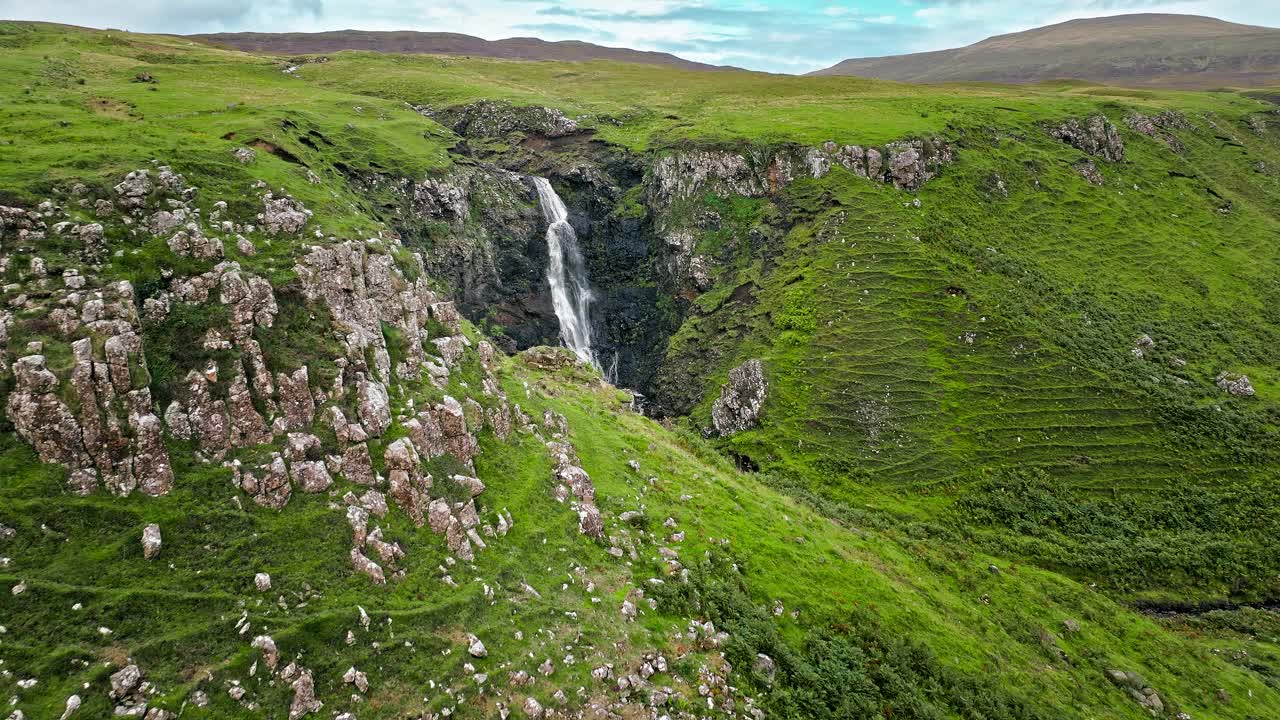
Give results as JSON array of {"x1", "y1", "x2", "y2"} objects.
[
  {"x1": 113, "y1": 169, "x2": 155, "y2": 212},
  {"x1": 711, "y1": 359, "x2": 766, "y2": 436},
  {"x1": 336, "y1": 387, "x2": 493, "y2": 579},
  {"x1": 1216, "y1": 372, "x2": 1256, "y2": 397},
  {"x1": 649, "y1": 137, "x2": 952, "y2": 214},
  {"x1": 880, "y1": 139, "x2": 953, "y2": 190},
  {"x1": 543, "y1": 411, "x2": 604, "y2": 540},
  {"x1": 294, "y1": 241, "x2": 442, "y2": 383},
  {"x1": 340, "y1": 442, "x2": 377, "y2": 486},
  {"x1": 5, "y1": 280, "x2": 174, "y2": 497},
  {"x1": 108, "y1": 663, "x2": 152, "y2": 716},
  {"x1": 650, "y1": 150, "x2": 765, "y2": 210},
  {"x1": 7, "y1": 355, "x2": 96, "y2": 492},
  {"x1": 419, "y1": 100, "x2": 579, "y2": 139},
  {"x1": 435, "y1": 395, "x2": 479, "y2": 466},
  {"x1": 276, "y1": 367, "x2": 316, "y2": 431},
  {"x1": 165, "y1": 223, "x2": 224, "y2": 260},
  {"x1": 251, "y1": 635, "x2": 279, "y2": 670},
  {"x1": 384, "y1": 437, "x2": 431, "y2": 527},
  {"x1": 288, "y1": 669, "x2": 322, "y2": 719},
  {"x1": 292, "y1": 458, "x2": 333, "y2": 493},
  {"x1": 343, "y1": 666, "x2": 369, "y2": 694},
  {"x1": 1075, "y1": 159, "x2": 1105, "y2": 186},
  {"x1": 1125, "y1": 111, "x2": 1191, "y2": 152},
  {"x1": 356, "y1": 376, "x2": 391, "y2": 437},
  {"x1": 260, "y1": 192, "x2": 310, "y2": 235},
  {"x1": 238, "y1": 454, "x2": 293, "y2": 509},
  {"x1": 1132, "y1": 334, "x2": 1156, "y2": 359},
  {"x1": 350, "y1": 545, "x2": 386, "y2": 584},
  {"x1": 522, "y1": 345, "x2": 581, "y2": 372},
  {"x1": 1105, "y1": 669, "x2": 1164, "y2": 715},
  {"x1": 412, "y1": 176, "x2": 470, "y2": 224},
  {"x1": 0, "y1": 167, "x2": 535, "y2": 599},
  {"x1": 1046, "y1": 115, "x2": 1125, "y2": 162},
  {"x1": 154, "y1": 261, "x2": 305, "y2": 458},
  {"x1": 403, "y1": 409, "x2": 445, "y2": 459}
]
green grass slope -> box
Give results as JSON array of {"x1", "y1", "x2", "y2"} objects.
[
  {"x1": 652, "y1": 98, "x2": 1280, "y2": 601},
  {"x1": 6, "y1": 356, "x2": 1280, "y2": 719},
  {"x1": 1, "y1": 20, "x2": 1279, "y2": 720}
]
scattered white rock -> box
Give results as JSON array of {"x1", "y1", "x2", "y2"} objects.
[
  {"x1": 343, "y1": 666, "x2": 369, "y2": 693},
  {"x1": 141, "y1": 524, "x2": 162, "y2": 560},
  {"x1": 59, "y1": 694, "x2": 81, "y2": 720},
  {"x1": 251, "y1": 635, "x2": 279, "y2": 670},
  {"x1": 110, "y1": 664, "x2": 141, "y2": 698}
]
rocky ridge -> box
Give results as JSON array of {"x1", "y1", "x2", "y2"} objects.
[
  {"x1": 1, "y1": 162, "x2": 766, "y2": 717},
  {"x1": 648, "y1": 137, "x2": 954, "y2": 217}
]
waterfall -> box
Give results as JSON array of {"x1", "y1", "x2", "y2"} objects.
[{"x1": 532, "y1": 177, "x2": 600, "y2": 370}]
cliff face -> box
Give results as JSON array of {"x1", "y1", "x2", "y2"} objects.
[{"x1": 382, "y1": 100, "x2": 955, "y2": 400}]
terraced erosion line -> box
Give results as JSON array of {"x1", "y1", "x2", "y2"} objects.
[{"x1": 532, "y1": 176, "x2": 601, "y2": 373}]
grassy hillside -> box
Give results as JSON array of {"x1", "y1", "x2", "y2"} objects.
[
  {"x1": 2, "y1": 20, "x2": 1280, "y2": 720},
  {"x1": 667, "y1": 120, "x2": 1280, "y2": 598}
]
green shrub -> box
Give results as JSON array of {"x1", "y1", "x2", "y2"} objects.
[{"x1": 652, "y1": 553, "x2": 1048, "y2": 720}]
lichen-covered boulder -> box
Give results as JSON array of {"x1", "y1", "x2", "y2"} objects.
[
  {"x1": 1216, "y1": 372, "x2": 1256, "y2": 397},
  {"x1": 1046, "y1": 115, "x2": 1125, "y2": 162},
  {"x1": 141, "y1": 524, "x2": 162, "y2": 560},
  {"x1": 260, "y1": 193, "x2": 310, "y2": 235},
  {"x1": 288, "y1": 669, "x2": 323, "y2": 719}
]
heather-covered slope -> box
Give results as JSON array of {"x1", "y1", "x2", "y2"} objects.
[
  {"x1": 812, "y1": 14, "x2": 1280, "y2": 89},
  {"x1": 2, "y1": 20, "x2": 1280, "y2": 720},
  {"x1": 189, "y1": 30, "x2": 727, "y2": 72}
]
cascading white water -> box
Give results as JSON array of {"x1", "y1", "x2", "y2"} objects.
[{"x1": 532, "y1": 176, "x2": 600, "y2": 370}]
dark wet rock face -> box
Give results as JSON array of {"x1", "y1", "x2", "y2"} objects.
[
  {"x1": 373, "y1": 139, "x2": 668, "y2": 392},
  {"x1": 553, "y1": 157, "x2": 668, "y2": 391},
  {"x1": 369, "y1": 126, "x2": 952, "y2": 402}
]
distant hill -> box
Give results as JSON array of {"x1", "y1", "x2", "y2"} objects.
[
  {"x1": 811, "y1": 13, "x2": 1280, "y2": 88},
  {"x1": 190, "y1": 29, "x2": 727, "y2": 71}
]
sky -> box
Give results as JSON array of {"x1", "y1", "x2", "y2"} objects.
[{"x1": 4, "y1": 0, "x2": 1279, "y2": 73}]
